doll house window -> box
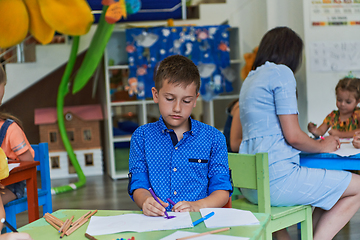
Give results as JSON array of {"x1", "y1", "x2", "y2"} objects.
[
  {"x1": 68, "y1": 155, "x2": 76, "y2": 174},
  {"x1": 84, "y1": 153, "x2": 94, "y2": 166},
  {"x1": 83, "y1": 129, "x2": 92, "y2": 141},
  {"x1": 67, "y1": 130, "x2": 75, "y2": 142},
  {"x1": 65, "y1": 113, "x2": 73, "y2": 121},
  {"x1": 49, "y1": 132, "x2": 57, "y2": 143},
  {"x1": 51, "y1": 156, "x2": 60, "y2": 169}
]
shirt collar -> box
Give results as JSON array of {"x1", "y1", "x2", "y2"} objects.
[{"x1": 158, "y1": 115, "x2": 196, "y2": 136}]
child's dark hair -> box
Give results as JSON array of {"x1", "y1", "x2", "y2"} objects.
[
  {"x1": 0, "y1": 64, "x2": 5, "y2": 85},
  {"x1": 252, "y1": 26, "x2": 303, "y2": 73},
  {"x1": 0, "y1": 65, "x2": 23, "y2": 130},
  {"x1": 154, "y1": 55, "x2": 200, "y2": 93},
  {"x1": 336, "y1": 77, "x2": 360, "y2": 100}
]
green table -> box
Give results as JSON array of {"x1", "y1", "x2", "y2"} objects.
[{"x1": 18, "y1": 209, "x2": 270, "y2": 240}]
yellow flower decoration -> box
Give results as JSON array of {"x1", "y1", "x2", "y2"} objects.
[{"x1": 0, "y1": 0, "x2": 94, "y2": 48}]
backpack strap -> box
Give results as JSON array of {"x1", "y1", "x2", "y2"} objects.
[{"x1": 0, "y1": 119, "x2": 14, "y2": 147}]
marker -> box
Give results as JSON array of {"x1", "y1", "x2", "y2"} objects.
[
  {"x1": 167, "y1": 198, "x2": 176, "y2": 205},
  {"x1": 192, "y1": 211, "x2": 215, "y2": 226},
  {"x1": 148, "y1": 188, "x2": 175, "y2": 219},
  {"x1": 1, "y1": 218, "x2": 17, "y2": 232},
  {"x1": 320, "y1": 136, "x2": 325, "y2": 140}
]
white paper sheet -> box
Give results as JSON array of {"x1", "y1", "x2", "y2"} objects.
[
  {"x1": 331, "y1": 140, "x2": 360, "y2": 157},
  {"x1": 160, "y1": 230, "x2": 250, "y2": 240},
  {"x1": 8, "y1": 163, "x2": 20, "y2": 172},
  {"x1": 199, "y1": 208, "x2": 259, "y2": 228},
  {"x1": 86, "y1": 212, "x2": 193, "y2": 236}
]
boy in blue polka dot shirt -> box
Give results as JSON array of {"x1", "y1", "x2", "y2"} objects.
[{"x1": 128, "y1": 55, "x2": 232, "y2": 217}]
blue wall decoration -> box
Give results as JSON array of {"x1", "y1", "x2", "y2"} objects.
[{"x1": 125, "y1": 25, "x2": 234, "y2": 101}]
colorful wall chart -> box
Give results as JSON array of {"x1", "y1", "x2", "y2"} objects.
[
  {"x1": 125, "y1": 25, "x2": 234, "y2": 101},
  {"x1": 311, "y1": 0, "x2": 360, "y2": 26}
]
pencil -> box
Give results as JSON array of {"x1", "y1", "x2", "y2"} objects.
[
  {"x1": 72, "y1": 210, "x2": 91, "y2": 226},
  {"x1": 1, "y1": 218, "x2": 17, "y2": 232},
  {"x1": 85, "y1": 210, "x2": 98, "y2": 219},
  {"x1": 45, "y1": 218, "x2": 60, "y2": 231},
  {"x1": 176, "y1": 227, "x2": 231, "y2": 240},
  {"x1": 45, "y1": 213, "x2": 64, "y2": 226},
  {"x1": 65, "y1": 217, "x2": 88, "y2": 236},
  {"x1": 85, "y1": 233, "x2": 98, "y2": 240},
  {"x1": 58, "y1": 218, "x2": 69, "y2": 233},
  {"x1": 60, "y1": 216, "x2": 73, "y2": 238}
]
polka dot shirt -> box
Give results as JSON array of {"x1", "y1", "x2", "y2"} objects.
[{"x1": 128, "y1": 116, "x2": 232, "y2": 211}]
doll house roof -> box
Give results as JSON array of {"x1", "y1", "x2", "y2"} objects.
[{"x1": 34, "y1": 104, "x2": 103, "y2": 125}]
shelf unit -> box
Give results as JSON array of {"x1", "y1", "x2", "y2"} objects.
[{"x1": 103, "y1": 27, "x2": 241, "y2": 179}]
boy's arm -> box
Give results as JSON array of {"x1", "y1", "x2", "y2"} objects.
[
  {"x1": 173, "y1": 190, "x2": 229, "y2": 212},
  {"x1": 128, "y1": 128, "x2": 150, "y2": 200},
  {"x1": 133, "y1": 188, "x2": 169, "y2": 216}
]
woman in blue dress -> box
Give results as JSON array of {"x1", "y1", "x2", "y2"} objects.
[{"x1": 239, "y1": 26, "x2": 360, "y2": 240}]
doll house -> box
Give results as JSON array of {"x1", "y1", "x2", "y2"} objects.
[{"x1": 34, "y1": 104, "x2": 103, "y2": 179}]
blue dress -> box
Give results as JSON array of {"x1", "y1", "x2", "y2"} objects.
[{"x1": 239, "y1": 61, "x2": 351, "y2": 210}]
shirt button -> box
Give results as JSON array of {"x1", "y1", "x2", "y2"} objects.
[
  {"x1": 174, "y1": 191, "x2": 177, "y2": 195},
  {"x1": 198, "y1": 159, "x2": 201, "y2": 163},
  {"x1": 175, "y1": 147, "x2": 178, "y2": 150},
  {"x1": 173, "y1": 168, "x2": 177, "y2": 172}
]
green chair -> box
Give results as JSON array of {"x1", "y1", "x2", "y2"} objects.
[{"x1": 228, "y1": 152, "x2": 313, "y2": 240}]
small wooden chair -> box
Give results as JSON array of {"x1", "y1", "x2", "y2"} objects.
[
  {"x1": 228, "y1": 152, "x2": 313, "y2": 240},
  {"x1": 4, "y1": 143, "x2": 52, "y2": 232}
]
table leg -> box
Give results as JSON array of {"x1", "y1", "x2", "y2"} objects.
[{"x1": 26, "y1": 167, "x2": 39, "y2": 222}]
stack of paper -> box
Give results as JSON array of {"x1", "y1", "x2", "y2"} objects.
[
  {"x1": 160, "y1": 230, "x2": 249, "y2": 240},
  {"x1": 86, "y1": 212, "x2": 192, "y2": 236},
  {"x1": 200, "y1": 208, "x2": 260, "y2": 228}
]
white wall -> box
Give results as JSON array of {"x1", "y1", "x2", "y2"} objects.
[
  {"x1": 3, "y1": 25, "x2": 98, "y2": 103},
  {"x1": 265, "y1": 0, "x2": 307, "y2": 130},
  {"x1": 189, "y1": 0, "x2": 308, "y2": 129},
  {"x1": 302, "y1": 1, "x2": 360, "y2": 128}
]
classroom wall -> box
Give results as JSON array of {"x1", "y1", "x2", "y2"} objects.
[
  {"x1": 302, "y1": 1, "x2": 360, "y2": 129},
  {"x1": 265, "y1": 0, "x2": 307, "y2": 130}
]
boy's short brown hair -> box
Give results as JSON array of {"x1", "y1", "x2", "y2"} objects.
[{"x1": 154, "y1": 55, "x2": 200, "y2": 93}]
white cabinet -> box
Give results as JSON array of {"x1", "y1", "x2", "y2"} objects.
[{"x1": 103, "y1": 27, "x2": 241, "y2": 179}]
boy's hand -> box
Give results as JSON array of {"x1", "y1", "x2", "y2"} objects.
[
  {"x1": 319, "y1": 135, "x2": 340, "y2": 153},
  {"x1": 172, "y1": 201, "x2": 201, "y2": 212},
  {"x1": 142, "y1": 196, "x2": 169, "y2": 217},
  {"x1": 0, "y1": 233, "x2": 33, "y2": 240}
]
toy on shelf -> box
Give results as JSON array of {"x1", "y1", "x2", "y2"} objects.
[
  {"x1": 241, "y1": 46, "x2": 258, "y2": 81},
  {"x1": 35, "y1": 105, "x2": 103, "y2": 179}
]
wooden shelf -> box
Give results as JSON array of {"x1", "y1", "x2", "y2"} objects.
[{"x1": 103, "y1": 27, "x2": 241, "y2": 180}]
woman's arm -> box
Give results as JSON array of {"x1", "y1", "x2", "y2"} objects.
[
  {"x1": 229, "y1": 106, "x2": 242, "y2": 153},
  {"x1": 279, "y1": 114, "x2": 339, "y2": 153}
]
